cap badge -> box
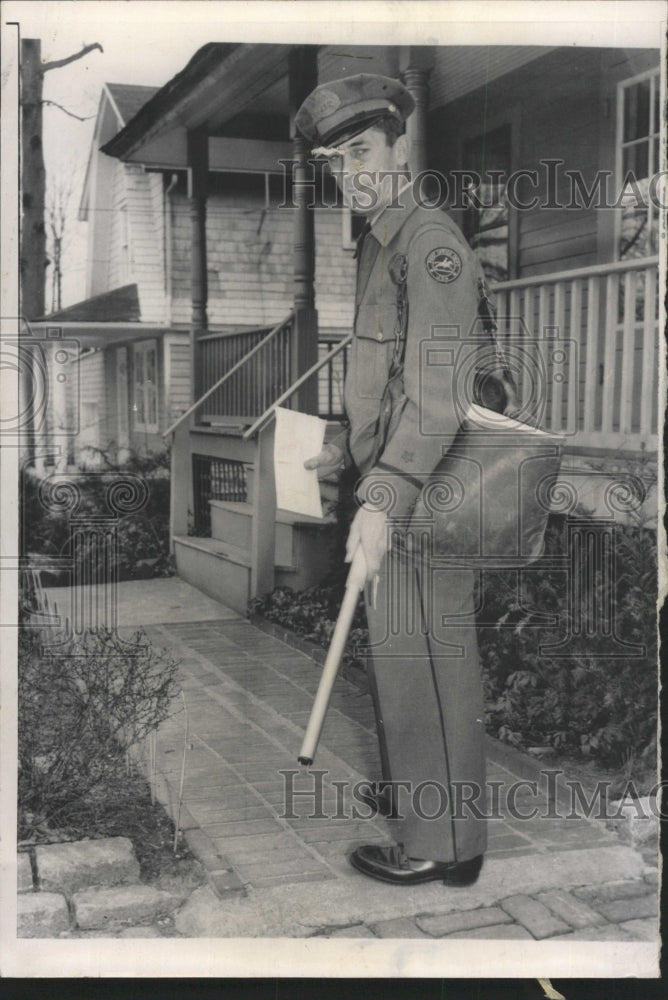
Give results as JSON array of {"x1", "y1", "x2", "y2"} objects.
[
  {"x1": 312, "y1": 88, "x2": 341, "y2": 117},
  {"x1": 425, "y1": 247, "x2": 463, "y2": 283}
]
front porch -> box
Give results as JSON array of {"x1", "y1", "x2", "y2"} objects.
[{"x1": 167, "y1": 252, "x2": 659, "y2": 613}]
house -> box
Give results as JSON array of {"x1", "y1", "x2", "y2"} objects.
[
  {"x1": 34, "y1": 42, "x2": 661, "y2": 612},
  {"x1": 31, "y1": 75, "x2": 359, "y2": 466}
]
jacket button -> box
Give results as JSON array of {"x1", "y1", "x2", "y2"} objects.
[{"x1": 376, "y1": 331, "x2": 383, "y2": 340}]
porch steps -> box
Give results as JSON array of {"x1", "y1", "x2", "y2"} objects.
[
  {"x1": 173, "y1": 535, "x2": 252, "y2": 613},
  {"x1": 173, "y1": 535, "x2": 302, "y2": 613},
  {"x1": 208, "y1": 497, "x2": 336, "y2": 596},
  {"x1": 173, "y1": 411, "x2": 347, "y2": 612},
  {"x1": 199, "y1": 418, "x2": 250, "y2": 436},
  {"x1": 174, "y1": 484, "x2": 338, "y2": 613}
]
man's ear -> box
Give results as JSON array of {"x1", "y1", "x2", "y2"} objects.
[{"x1": 394, "y1": 133, "x2": 410, "y2": 170}]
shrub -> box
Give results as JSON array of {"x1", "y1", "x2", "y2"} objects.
[
  {"x1": 249, "y1": 582, "x2": 367, "y2": 673},
  {"x1": 18, "y1": 623, "x2": 180, "y2": 838},
  {"x1": 21, "y1": 446, "x2": 174, "y2": 582},
  {"x1": 251, "y1": 512, "x2": 658, "y2": 774},
  {"x1": 478, "y1": 514, "x2": 658, "y2": 770}
]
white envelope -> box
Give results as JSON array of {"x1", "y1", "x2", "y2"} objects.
[{"x1": 273, "y1": 406, "x2": 327, "y2": 519}]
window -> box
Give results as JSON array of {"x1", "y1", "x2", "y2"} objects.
[
  {"x1": 617, "y1": 68, "x2": 660, "y2": 259},
  {"x1": 462, "y1": 125, "x2": 512, "y2": 282},
  {"x1": 133, "y1": 340, "x2": 158, "y2": 432}
]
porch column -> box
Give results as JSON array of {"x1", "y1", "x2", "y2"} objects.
[
  {"x1": 289, "y1": 46, "x2": 319, "y2": 415},
  {"x1": 187, "y1": 130, "x2": 209, "y2": 405},
  {"x1": 400, "y1": 47, "x2": 434, "y2": 174}
]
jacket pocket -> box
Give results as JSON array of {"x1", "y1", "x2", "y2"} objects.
[{"x1": 351, "y1": 300, "x2": 397, "y2": 399}]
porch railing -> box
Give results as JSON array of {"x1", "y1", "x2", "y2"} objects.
[
  {"x1": 491, "y1": 255, "x2": 659, "y2": 452},
  {"x1": 165, "y1": 314, "x2": 351, "y2": 439},
  {"x1": 191, "y1": 453, "x2": 248, "y2": 536},
  {"x1": 318, "y1": 337, "x2": 349, "y2": 419},
  {"x1": 197, "y1": 315, "x2": 293, "y2": 421}
]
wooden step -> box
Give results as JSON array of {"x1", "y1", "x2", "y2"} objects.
[
  {"x1": 174, "y1": 534, "x2": 300, "y2": 612},
  {"x1": 173, "y1": 535, "x2": 250, "y2": 613},
  {"x1": 174, "y1": 533, "x2": 298, "y2": 572},
  {"x1": 210, "y1": 498, "x2": 335, "y2": 528},
  {"x1": 174, "y1": 533, "x2": 251, "y2": 567}
]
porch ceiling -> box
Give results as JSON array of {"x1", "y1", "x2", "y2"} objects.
[
  {"x1": 102, "y1": 42, "x2": 554, "y2": 166},
  {"x1": 102, "y1": 43, "x2": 294, "y2": 160},
  {"x1": 27, "y1": 322, "x2": 171, "y2": 348}
]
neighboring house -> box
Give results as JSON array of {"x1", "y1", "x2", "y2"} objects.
[
  {"x1": 34, "y1": 43, "x2": 661, "y2": 611},
  {"x1": 34, "y1": 77, "x2": 359, "y2": 464}
]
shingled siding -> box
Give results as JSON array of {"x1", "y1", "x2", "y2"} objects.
[{"x1": 169, "y1": 192, "x2": 355, "y2": 332}]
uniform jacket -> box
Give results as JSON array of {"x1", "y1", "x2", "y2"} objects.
[{"x1": 341, "y1": 195, "x2": 482, "y2": 520}]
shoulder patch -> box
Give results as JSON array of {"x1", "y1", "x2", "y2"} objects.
[{"x1": 425, "y1": 247, "x2": 462, "y2": 284}]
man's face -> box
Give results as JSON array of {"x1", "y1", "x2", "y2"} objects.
[{"x1": 325, "y1": 125, "x2": 409, "y2": 216}]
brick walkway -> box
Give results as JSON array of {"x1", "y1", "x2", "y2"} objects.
[{"x1": 139, "y1": 613, "x2": 659, "y2": 942}]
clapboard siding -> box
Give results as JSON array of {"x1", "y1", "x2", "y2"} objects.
[
  {"x1": 166, "y1": 336, "x2": 192, "y2": 421},
  {"x1": 125, "y1": 166, "x2": 166, "y2": 323},
  {"x1": 428, "y1": 46, "x2": 659, "y2": 278},
  {"x1": 429, "y1": 47, "x2": 558, "y2": 109},
  {"x1": 79, "y1": 350, "x2": 106, "y2": 407},
  {"x1": 76, "y1": 349, "x2": 107, "y2": 452},
  {"x1": 315, "y1": 208, "x2": 356, "y2": 330}
]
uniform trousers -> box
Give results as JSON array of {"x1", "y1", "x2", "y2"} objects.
[{"x1": 364, "y1": 541, "x2": 487, "y2": 863}]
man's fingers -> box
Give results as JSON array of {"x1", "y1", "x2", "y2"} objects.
[
  {"x1": 303, "y1": 450, "x2": 328, "y2": 470},
  {"x1": 361, "y1": 544, "x2": 381, "y2": 580},
  {"x1": 303, "y1": 445, "x2": 342, "y2": 472},
  {"x1": 345, "y1": 520, "x2": 361, "y2": 562}
]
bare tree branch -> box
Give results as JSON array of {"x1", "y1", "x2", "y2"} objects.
[
  {"x1": 41, "y1": 99, "x2": 96, "y2": 122},
  {"x1": 42, "y1": 42, "x2": 103, "y2": 74},
  {"x1": 46, "y1": 163, "x2": 80, "y2": 312}
]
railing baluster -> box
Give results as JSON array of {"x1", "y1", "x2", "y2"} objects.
[
  {"x1": 583, "y1": 275, "x2": 599, "y2": 434},
  {"x1": 601, "y1": 272, "x2": 619, "y2": 434},
  {"x1": 328, "y1": 341, "x2": 334, "y2": 417},
  {"x1": 509, "y1": 288, "x2": 519, "y2": 338},
  {"x1": 618, "y1": 269, "x2": 636, "y2": 435},
  {"x1": 551, "y1": 280, "x2": 565, "y2": 432},
  {"x1": 640, "y1": 267, "x2": 657, "y2": 436},
  {"x1": 520, "y1": 287, "x2": 532, "y2": 407},
  {"x1": 538, "y1": 284, "x2": 550, "y2": 427},
  {"x1": 569, "y1": 276, "x2": 582, "y2": 433}
]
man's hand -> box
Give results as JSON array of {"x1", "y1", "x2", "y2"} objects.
[
  {"x1": 345, "y1": 504, "x2": 389, "y2": 582},
  {"x1": 304, "y1": 442, "x2": 344, "y2": 479}
]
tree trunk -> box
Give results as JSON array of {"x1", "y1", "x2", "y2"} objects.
[{"x1": 20, "y1": 38, "x2": 47, "y2": 321}]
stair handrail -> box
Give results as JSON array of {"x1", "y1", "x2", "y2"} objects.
[
  {"x1": 242, "y1": 333, "x2": 352, "y2": 440},
  {"x1": 162, "y1": 313, "x2": 294, "y2": 439}
]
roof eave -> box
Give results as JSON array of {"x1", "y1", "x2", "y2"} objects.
[{"x1": 101, "y1": 42, "x2": 240, "y2": 159}]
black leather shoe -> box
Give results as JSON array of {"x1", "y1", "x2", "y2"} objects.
[
  {"x1": 349, "y1": 844, "x2": 484, "y2": 886},
  {"x1": 356, "y1": 783, "x2": 400, "y2": 819}
]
